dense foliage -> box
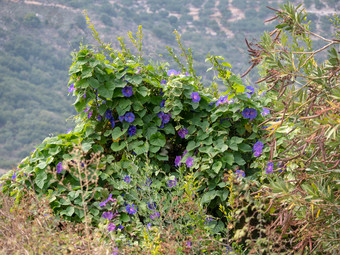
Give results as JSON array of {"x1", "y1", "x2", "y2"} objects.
[{"x1": 0, "y1": 0, "x2": 337, "y2": 168}]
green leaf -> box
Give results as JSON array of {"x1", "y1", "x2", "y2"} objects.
[
  {"x1": 134, "y1": 141, "x2": 149, "y2": 155},
  {"x1": 98, "y1": 81, "x2": 115, "y2": 98},
  {"x1": 112, "y1": 127, "x2": 126, "y2": 140},
  {"x1": 88, "y1": 77, "x2": 100, "y2": 89},
  {"x1": 137, "y1": 86, "x2": 149, "y2": 97},
  {"x1": 234, "y1": 153, "x2": 246, "y2": 166},
  {"x1": 201, "y1": 191, "x2": 218, "y2": 204},
  {"x1": 186, "y1": 141, "x2": 197, "y2": 151},
  {"x1": 223, "y1": 153, "x2": 234, "y2": 166},
  {"x1": 81, "y1": 142, "x2": 93, "y2": 152},
  {"x1": 212, "y1": 161, "x2": 223, "y2": 174},
  {"x1": 61, "y1": 206, "x2": 75, "y2": 217},
  {"x1": 82, "y1": 66, "x2": 93, "y2": 78},
  {"x1": 120, "y1": 213, "x2": 130, "y2": 222},
  {"x1": 111, "y1": 142, "x2": 125, "y2": 152},
  {"x1": 126, "y1": 75, "x2": 143, "y2": 85},
  {"x1": 238, "y1": 143, "x2": 252, "y2": 152},
  {"x1": 145, "y1": 126, "x2": 158, "y2": 139},
  {"x1": 150, "y1": 132, "x2": 166, "y2": 147}
]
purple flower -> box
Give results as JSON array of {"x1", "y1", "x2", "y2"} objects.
[
  {"x1": 242, "y1": 108, "x2": 257, "y2": 120},
  {"x1": 186, "y1": 241, "x2": 191, "y2": 248},
  {"x1": 107, "y1": 223, "x2": 116, "y2": 232},
  {"x1": 168, "y1": 177, "x2": 177, "y2": 188},
  {"x1": 102, "y1": 211, "x2": 114, "y2": 220},
  {"x1": 88, "y1": 110, "x2": 93, "y2": 119},
  {"x1": 167, "y1": 69, "x2": 180, "y2": 76},
  {"x1": 150, "y1": 211, "x2": 160, "y2": 220},
  {"x1": 235, "y1": 170, "x2": 245, "y2": 178},
  {"x1": 185, "y1": 71, "x2": 190, "y2": 76},
  {"x1": 124, "y1": 112, "x2": 135, "y2": 123},
  {"x1": 205, "y1": 216, "x2": 213, "y2": 223},
  {"x1": 124, "y1": 175, "x2": 131, "y2": 183},
  {"x1": 68, "y1": 83, "x2": 75, "y2": 93},
  {"x1": 175, "y1": 156, "x2": 182, "y2": 167},
  {"x1": 66, "y1": 129, "x2": 72, "y2": 134},
  {"x1": 118, "y1": 225, "x2": 124, "y2": 229},
  {"x1": 186, "y1": 157, "x2": 194, "y2": 167},
  {"x1": 216, "y1": 95, "x2": 229, "y2": 106},
  {"x1": 110, "y1": 118, "x2": 115, "y2": 128},
  {"x1": 160, "y1": 100, "x2": 166, "y2": 108},
  {"x1": 118, "y1": 115, "x2": 124, "y2": 122},
  {"x1": 135, "y1": 67, "x2": 141, "y2": 74},
  {"x1": 160, "y1": 79, "x2": 167, "y2": 85},
  {"x1": 147, "y1": 223, "x2": 152, "y2": 230},
  {"x1": 122, "y1": 86, "x2": 133, "y2": 97},
  {"x1": 178, "y1": 128, "x2": 188, "y2": 138},
  {"x1": 105, "y1": 110, "x2": 112, "y2": 120},
  {"x1": 56, "y1": 162, "x2": 63, "y2": 173},
  {"x1": 191, "y1": 92, "x2": 201, "y2": 103},
  {"x1": 96, "y1": 115, "x2": 101, "y2": 121},
  {"x1": 262, "y1": 107, "x2": 270, "y2": 116},
  {"x1": 126, "y1": 204, "x2": 137, "y2": 215},
  {"x1": 183, "y1": 150, "x2": 188, "y2": 156},
  {"x1": 145, "y1": 178, "x2": 152, "y2": 187},
  {"x1": 83, "y1": 93, "x2": 86, "y2": 98},
  {"x1": 99, "y1": 194, "x2": 117, "y2": 207},
  {"x1": 12, "y1": 172, "x2": 16, "y2": 180},
  {"x1": 112, "y1": 247, "x2": 118, "y2": 255},
  {"x1": 158, "y1": 112, "x2": 171, "y2": 124},
  {"x1": 253, "y1": 141, "x2": 264, "y2": 157},
  {"x1": 265, "y1": 162, "x2": 274, "y2": 174},
  {"x1": 147, "y1": 202, "x2": 157, "y2": 210},
  {"x1": 246, "y1": 86, "x2": 255, "y2": 95},
  {"x1": 128, "y1": 125, "x2": 136, "y2": 136}
]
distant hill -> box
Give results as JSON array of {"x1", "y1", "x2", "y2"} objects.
[{"x1": 0, "y1": 0, "x2": 338, "y2": 169}]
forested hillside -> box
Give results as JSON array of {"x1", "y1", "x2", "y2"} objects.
[{"x1": 0, "y1": 0, "x2": 338, "y2": 170}]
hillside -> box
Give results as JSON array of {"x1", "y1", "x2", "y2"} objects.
[{"x1": 0, "y1": 0, "x2": 338, "y2": 169}]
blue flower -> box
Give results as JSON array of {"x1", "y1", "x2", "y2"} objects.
[
  {"x1": 68, "y1": 83, "x2": 75, "y2": 93},
  {"x1": 12, "y1": 172, "x2": 16, "y2": 180},
  {"x1": 107, "y1": 223, "x2": 116, "y2": 231},
  {"x1": 167, "y1": 69, "x2": 180, "y2": 76},
  {"x1": 87, "y1": 110, "x2": 93, "y2": 119},
  {"x1": 235, "y1": 170, "x2": 245, "y2": 178},
  {"x1": 96, "y1": 115, "x2": 101, "y2": 121},
  {"x1": 191, "y1": 92, "x2": 201, "y2": 103},
  {"x1": 128, "y1": 125, "x2": 136, "y2": 136},
  {"x1": 110, "y1": 118, "x2": 115, "y2": 128},
  {"x1": 112, "y1": 247, "x2": 119, "y2": 255},
  {"x1": 99, "y1": 194, "x2": 116, "y2": 207},
  {"x1": 158, "y1": 111, "x2": 171, "y2": 124},
  {"x1": 253, "y1": 141, "x2": 264, "y2": 157},
  {"x1": 124, "y1": 112, "x2": 135, "y2": 123},
  {"x1": 160, "y1": 100, "x2": 166, "y2": 108},
  {"x1": 102, "y1": 211, "x2": 114, "y2": 220},
  {"x1": 160, "y1": 79, "x2": 167, "y2": 85},
  {"x1": 105, "y1": 110, "x2": 112, "y2": 120},
  {"x1": 118, "y1": 115, "x2": 124, "y2": 122},
  {"x1": 147, "y1": 202, "x2": 157, "y2": 210},
  {"x1": 145, "y1": 178, "x2": 152, "y2": 187},
  {"x1": 126, "y1": 204, "x2": 137, "y2": 215},
  {"x1": 242, "y1": 108, "x2": 257, "y2": 120},
  {"x1": 56, "y1": 162, "x2": 63, "y2": 174},
  {"x1": 178, "y1": 128, "x2": 188, "y2": 138},
  {"x1": 246, "y1": 86, "x2": 255, "y2": 95},
  {"x1": 122, "y1": 86, "x2": 133, "y2": 97},
  {"x1": 186, "y1": 157, "x2": 194, "y2": 167},
  {"x1": 216, "y1": 95, "x2": 229, "y2": 106},
  {"x1": 265, "y1": 162, "x2": 274, "y2": 174},
  {"x1": 262, "y1": 107, "x2": 270, "y2": 116},
  {"x1": 150, "y1": 211, "x2": 160, "y2": 220},
  {"x1": 168, "y1": 177, "x2": 177, "y2": 188},
  {"x1": 124, "y1": 175, "x2": 131, "y2": 183},
  {"x1": 175, "y1": 156, "x2": 182, "y2": 167},
  {"x1": 118, "y1": 225, "x2": 124, "y2": 230}
]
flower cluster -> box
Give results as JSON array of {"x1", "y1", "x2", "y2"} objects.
[
  {"x1": 178, "y1": 127, "x2": 188, "y2": 138},
  {"x1": 157, "y1": 111, "x2": 171, "y2": 126},
  {"x1": 168, "y1": 177, "x2": 177, "y2": 188},
  {"x1": 242, "y1": 108, "x2": 257, "y2": 120},
  {"x1": 235, "y1": 169, "x2": 245, "y2": 178},
  {"x1": 127, "y1": 125, "x2": 136, "y2": 136},
  {"x1": 265, "y1": 162, "x2": 274, "y2": 174},
  {"x1": 167, "y1": 69, "x2": 180, "y2": 76},
  {"x1": 126, "y1": 204, "x2": 137, "y2": 215},
  {"x1": 105, "y1": 109, "x2": 115, "y2": 128},
  {"x1": 253, "y1": 141, "x2": 264, "y2": 157}
]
